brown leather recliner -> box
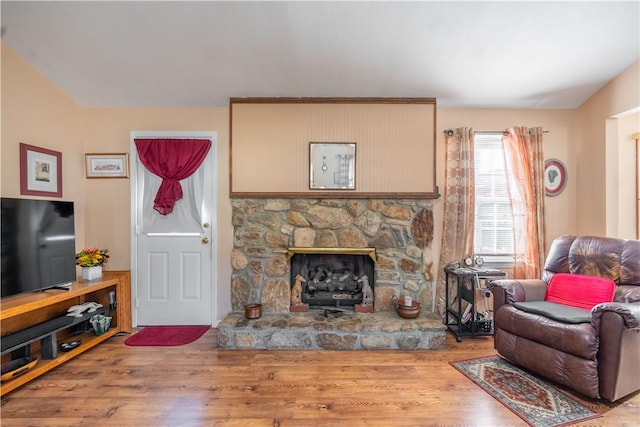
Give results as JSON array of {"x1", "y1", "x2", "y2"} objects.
[{"x1": 490, "y1": 235, "x2": 640, "y2": 402}]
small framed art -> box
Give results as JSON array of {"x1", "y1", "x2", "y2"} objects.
[
  {"x1": 20, "y1": 143, "x2": 62, "y2": 197},
  {"x1": 85, "y1": 153, "x2": 129, "y2": 178},
  {"x1": 544, "y1": 158, "x2": 567, "y2": 197}
]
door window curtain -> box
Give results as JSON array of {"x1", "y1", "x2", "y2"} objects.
[
  {"x1": 134, "y1": 138, "x2": 212, "y2": 215},
  {"x1": 502, "y1": 127, "x2": 546, "y2": 278},
  {"x1": 436, "y1": 127, "x2": 475, "y2": 314},
  {"x1": 140, "y1": 165, "x2": 205, "y2": 234}
]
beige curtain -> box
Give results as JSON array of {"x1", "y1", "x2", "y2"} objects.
[
  {"x1": 502, "y1": 127, "x2": 546, "y2": 278},
  {"x1": 436, "y1": 128, "x2": 475, "y2": 314}
]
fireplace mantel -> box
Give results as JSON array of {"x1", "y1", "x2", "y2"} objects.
[{"x1": 286, "y1": 247, "x2": 377, "y2": 263}]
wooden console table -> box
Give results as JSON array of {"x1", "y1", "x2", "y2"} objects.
[{"x1": 1, "y1": 271, "x2": 131, "y2": 396}]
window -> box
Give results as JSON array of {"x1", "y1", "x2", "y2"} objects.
[{"x1": 474, "y1": 133, "x2": 514, "y2": 263}]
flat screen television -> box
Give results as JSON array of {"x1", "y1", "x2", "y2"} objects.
[{"x1": 1, "y1": 197, "x2": 77, "y2": 298}]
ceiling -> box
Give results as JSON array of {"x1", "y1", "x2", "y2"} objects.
[{"x1": 1, "y1": 1, "x2": 638, "y2": 109}]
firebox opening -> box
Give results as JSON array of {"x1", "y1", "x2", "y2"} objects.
[{"x1": 288, "y1": 248, "x2": 376, "y2": 309}]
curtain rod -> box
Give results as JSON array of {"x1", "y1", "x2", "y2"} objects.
[
  {"x1": 443, "y1": 129, "x2": 549, "y2": 136},
  {"x1": 477, "y1": 130, "x2": 550, "y2": 134},
  {"x1": 476, "y1": 130, "x2": 510, "y2": 135}
]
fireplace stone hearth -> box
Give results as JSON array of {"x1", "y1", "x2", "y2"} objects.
[{"x1": 218, "y1": 311, "x2": 446, "y2": 350}]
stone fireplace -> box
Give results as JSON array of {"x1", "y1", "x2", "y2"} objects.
[{"x1": 230, "y1": 198, "x2": 436, "y2": 314}]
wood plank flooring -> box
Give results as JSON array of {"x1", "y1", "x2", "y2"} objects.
[{"x1": 1, "y1": 329, "x2": 638, "y2": 426}]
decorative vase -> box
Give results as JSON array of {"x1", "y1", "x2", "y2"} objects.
[
  {"x1": 82, "y1": 266, "x2": 103, "y2": 281},
  {"x1": 392, "y1": 295, "x2": 421, "y2": 319}
]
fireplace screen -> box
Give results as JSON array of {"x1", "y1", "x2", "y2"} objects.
[{"x1": 288, "y1": 248, "x2": 375, "y2": 309}]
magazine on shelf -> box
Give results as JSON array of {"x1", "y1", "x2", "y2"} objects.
[{"x1": 461, "y1": 301, "x2": 473, "y2": 323}]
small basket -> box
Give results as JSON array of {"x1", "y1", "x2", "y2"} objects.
[
  {"x1": 244, "y1": 303, "x2": 262, "y2": 319},
  {"x1": 465, "y1": 317, "x2": 492, "y2": 332},
  {"x1": 90, "y1": 314, "x2": 112, "y2": 335}
]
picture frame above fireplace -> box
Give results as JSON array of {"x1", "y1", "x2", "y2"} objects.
[{"x1": 309, "y1": 142, "x2": 356, "y2": 190}]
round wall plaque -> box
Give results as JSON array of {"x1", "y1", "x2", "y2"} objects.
[{"x1": 544, "y1": 158, "x2": 567, "y2": 197}]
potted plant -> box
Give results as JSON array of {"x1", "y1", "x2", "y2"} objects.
[{"x1": 75, "y1": 247, "x2": 109, "y2": 281}]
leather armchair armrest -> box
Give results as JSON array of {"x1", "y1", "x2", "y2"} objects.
[
  {"x1": 489, "y1": 279, "x2": 547, "y2": 314},
  {"x1": 592, "y1": 302, "x2": 640, "y2": 330},
  {"x1": 591, "y1": 302, "x2": 640, "y2": 401}
]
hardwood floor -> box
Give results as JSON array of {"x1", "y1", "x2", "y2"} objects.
[{"x1": 1, "y1": 329, "x2": 638, "y2": 426}]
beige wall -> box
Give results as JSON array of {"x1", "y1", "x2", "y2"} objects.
[
  {"x1": 577, "y1": 60, "x2": 640, "y2": 236},
  {"x1": 436, "y1": 108, "x2": 578, "y2": 255},
  {"x1": 3, "y1": 41, "x2": 637, "y2": 323},
  {"x1": 82, "y1": 107, "x2": 232, "y2": 320},
  {"x1": 1, "y1": 43, "x2": 88, "y2": 246},
  {"x1": 606, "y1": 112, "x2": 640, "y2": 239},
  {"x1": 82, "y1": 107, "x2": 230, "y2": 268},
  {"x1": 1, "y1": 43, "x2": 234, "y2": 319}
]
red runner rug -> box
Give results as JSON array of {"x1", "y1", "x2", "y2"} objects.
[
  {"x1": 124, "y1": 325, "x2": 210, "y2": 346},
  {"x1": 450, "y1": 356, "x2": 600, "y2": 427}
]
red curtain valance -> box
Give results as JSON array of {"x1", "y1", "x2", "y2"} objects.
[{"x1": 134, "y1": 138, "x2": 212, "y2": 215}]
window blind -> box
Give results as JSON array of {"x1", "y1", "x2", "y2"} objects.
[{"x1": 474, "y1": 133, "x2": 514, "y2": 258}]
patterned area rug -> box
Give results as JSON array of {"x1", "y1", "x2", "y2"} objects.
[
  {"x1": 124, "y1": 325, "x2": 210, "y2": 346},
  {"x1": 450, "y1": 356, "x2": 600, "y2": 427}
]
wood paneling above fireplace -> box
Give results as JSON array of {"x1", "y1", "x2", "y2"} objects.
[{"x1": 229, "y1": 97, "x2": 438, "y2": 199}]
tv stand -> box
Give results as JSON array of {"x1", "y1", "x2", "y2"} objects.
[{"x1": 0, "y1": 271, "x2": 131, "y2": 396}]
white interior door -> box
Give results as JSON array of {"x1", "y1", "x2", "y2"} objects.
[{"x1": 131, "y1": 132, "x2": 217, "y2": 326}]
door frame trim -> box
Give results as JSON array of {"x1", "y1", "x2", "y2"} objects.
[{"x1": 130, "y1": 131, "x2": 218, "y2": 327}]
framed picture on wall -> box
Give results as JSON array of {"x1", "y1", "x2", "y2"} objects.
[
  {"x1": 309, "y1": 142, "x2": 356, "y2": 190},
  {"x1": 544, "y1": 158, "x2": 567, "y2": 197},
  {"x1": 85, "y1": 153, "x2": 129, "y2": 178},
  {"x1": 20, "y1": 143, "x2": 62, "y2": 197}
]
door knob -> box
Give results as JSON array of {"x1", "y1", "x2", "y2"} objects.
[
  {"x1": 203, "y1": 223, "x2": 210, "y2": 228},
  {"x1": 202, "y1": 237, "x2": 209, "y2": 244}
]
